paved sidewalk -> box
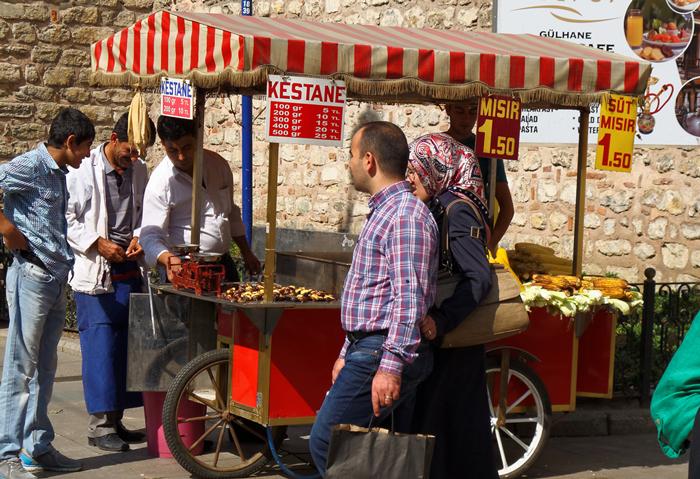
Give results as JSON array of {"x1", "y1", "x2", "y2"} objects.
[{"x1": 0, "y1": 325, "x2": 689, "y2": 478}]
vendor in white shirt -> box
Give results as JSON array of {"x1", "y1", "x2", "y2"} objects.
[{"x1": 140, "y1": 115, "x2": 260, "y2": 282}]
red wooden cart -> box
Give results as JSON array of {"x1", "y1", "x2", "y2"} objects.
[{"x1": 91, "y1": 11, "x2": 650, "y2": 479}]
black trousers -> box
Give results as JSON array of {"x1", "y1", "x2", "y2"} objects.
[
  {"x1": 413, "y1": 345, "x2": 499, "y2": 479},
  {"x1": 689, "y1": 406, "x2": 700, "y2": 478}
]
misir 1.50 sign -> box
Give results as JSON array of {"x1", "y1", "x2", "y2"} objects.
[
  {"x1": 595, "y1": 94, "x2": 637, "y2": 173},
  {"x1": 475, "y1": 95, "x2": 522, "y2": 161}
]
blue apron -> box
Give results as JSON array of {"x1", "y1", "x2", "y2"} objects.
[{"x1": 75, "y1": 261, "x2": 143, "y2": 414}]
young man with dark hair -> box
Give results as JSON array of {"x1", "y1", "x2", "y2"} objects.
[
  {"x1": 0, "y1": 108, "x2": 94, "y2": 479},
  {"x1": 64, "y1": 111, "x2": 150, "y2": 453},
  {"x1": 309, "y1": 121, "x2": 438, "y2": 475},
  {"x1": 140, "y1": 115, "x2": 260, "y2": 281}
]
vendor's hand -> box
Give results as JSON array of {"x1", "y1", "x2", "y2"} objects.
[
  {"x1": 243, "y1": 250, "x2": 261, "y2": 275},
  {"x1": 96, "y1": 237, "x2": 126, "y2": 263},
  {"x1": 1, "y1": 224, "x2": 28, "y2": 251},
  {"x1": 331, "y1": 358, "x2": 345, "y2": 384},
  {"x1": 125, "y1": 237, "x2": 143, "y2": 259},
  {"x1": 371, "y1": 371, "x2": 401, "y2": 417},
  {"x1": 420, "y1": 315, "x2": 437, "y2": 341}
]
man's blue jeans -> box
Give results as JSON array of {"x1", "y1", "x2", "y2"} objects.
[
  {"x1": 0, "y1": 260, "x2": 67, "y2": 459},
  {"x1": 309, "y1": 335, "x2": 433, "y2": 476}
]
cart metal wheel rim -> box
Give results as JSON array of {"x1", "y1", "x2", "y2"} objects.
[
  {"x1": 486, "y1": 363, "x2": 549, "y2": 478},
  {"x1": 163, "y1": 349, "x2": 285, "y2": 478}
]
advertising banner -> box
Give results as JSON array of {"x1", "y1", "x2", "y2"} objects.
[
  {"x1": 495, "y1": 0, "x2": 700, "y2": 146},
  {"x1": 265, "y1": 75, "x2": 346, "y2": 147}
]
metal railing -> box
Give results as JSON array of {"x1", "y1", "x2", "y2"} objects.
[{"x1": 617, "y1": 268, "x2": 700, "y2": 405}]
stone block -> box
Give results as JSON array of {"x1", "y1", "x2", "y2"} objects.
[
  {"x1": 0, "y1": 63, "x2": 21, "y2": 83},
  {"x1": 605, "y1": 266, "x2": 639, "y2": 283},
  {"x1": 24, "y1": 65, "x2": 41, "y2": 84},
  {"x1": 549, "y1": 211, "x2": 568, "y2": 231},
  {"x1": 115, "y1": 10, "x2": 137, "y2": 27},
  {"x1": 692, "y1": 251, "x2": 700, "y2": 268},
  {"x1": 0, "y1": 44, "x2": 30, "y2": 57},
  {"x1": 455, "y1": 6, "x2": 478, "y2": 27},
  {"x1": 597, "y1": 239, "x2": 631, "y2": 256},
  {"x1": 23, "y1": 4, "x2": 49, "y2": 21},
  {"x1": 634, "y1": 243, "x2": 656, "y2": 260},
  {"x1": 61, "y1": 6, "x2": 98, "y2": 24},
  {"x1": 43, "y1": 67, "x2": 75, "y2": 87},
  {"x1": 660, "y1": 190, "x2": 685, "y2": 215},
  {"x1": 35, "y1": 103, "x2": 64, "y2": 122},
  {"x1": 661, "y1": 243, "x2": 689, "y2": 269},
  {"x1": 11, "y1": 123, "x2": 46, "y2": 140},
  {"x1": 60, "y1": 49, "x2": 90, "y2": 67},
  {"x1": 0, "y1": 20, "x2": 9, "y2": 40},
  {"x1": 95, "y1": 0, "x2": 120, "y2": 6},
  {"x1": 0, "y1": 102, "x2": 33, "y2": 118},
  {"x1": 12, "y1": 22, "x2": 36, "y2": 43},
  {"x1": 63, "y1": 87, "x2": 91, "y2": 104},
  {"x1": 522, "y1": 154, "x2": 542, "y2": 171},
  {"x1": 648, "y1": 217, "x2": 668, "y2": 240},
  {"x1": 71, "y1": 26, "x2": 114, "y2": 45},
  {"x1": 584, "y1": 213, "x2": 601, "y2": 229},
  {"x1": 17, "y1": 85, "x2": 55, "y2": 102},
  {"x1": 603, "y1": 218, "x2": 615, "y2": 235},
  {"x1": 528, "y1": 213, "x2": 550, "y2": 231},
  {"x1": 287, "y1": 0, "x2": 303, "y2": 15},
  {"x1": 600, "y1": 190, "x2": 634, "y2": 213},
  {"x1": 681, "y1": 223, "x2": 700, "y2": 240},
  {"x1": 123, "y1": 0, "x2": 154, "y2": 8},
  {"x1": 0, "y1": 2, "x2": 24, "y2": 20},
  {"x1": 537, "y1": 179, "x2": 557, "y2": 203},
  {"x1": 31, "y1": 45, "x2": 62, "y2": 63}
]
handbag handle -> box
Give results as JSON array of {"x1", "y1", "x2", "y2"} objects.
[
  {"x1": 367, "y1": 410, "x2": 395, "y2": 434},
  {"x1": 440, "y1": 197, "x2": 488, "y2": 272}
]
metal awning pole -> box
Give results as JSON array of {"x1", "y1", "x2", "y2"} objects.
[
  {"x1": 572, "y1": 108, "x2": 590, "y2": 277},
  {"x1": 241, "y1": 0, "x2": 254, "y2": 243},
  {"x1": 263, "y1": 143, "x2": 279, "y2": 302}
]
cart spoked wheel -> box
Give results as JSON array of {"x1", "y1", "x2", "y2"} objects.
[
  {"x1": 163, "y1": 349, "x2": 286, "y2": 479},
  {"x1": 485, "y1": 357, "x2": 551, "y2": 479}
]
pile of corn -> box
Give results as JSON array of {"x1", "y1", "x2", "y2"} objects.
[
  {"x1": 507, "y1": 243, "x2": 574, "y2": 280},
  {"x1": 528, "y1": 273, "x2": 634, "y2": 300}
]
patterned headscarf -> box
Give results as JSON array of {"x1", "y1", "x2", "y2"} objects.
[{"x1": 408, "y1": 132, "x2": 487, "y2": 207}]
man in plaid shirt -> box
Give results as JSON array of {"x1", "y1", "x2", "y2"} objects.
[{"x1": 310, "y1": 121, "x2": 438, "y2": 475}]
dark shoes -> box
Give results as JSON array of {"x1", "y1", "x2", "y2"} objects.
[
  {"x1": 88, "y1": 434, "x2": 129, "y2": 452},
  {"x1": 116, "y1": 425, "x2": 146, "y2": 444}
]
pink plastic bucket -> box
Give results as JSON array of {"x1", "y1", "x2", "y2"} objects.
[{"x1": 143, "y1": 391, "x2": 206, "y2": 458}]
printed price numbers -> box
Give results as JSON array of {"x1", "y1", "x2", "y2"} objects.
[
  {"x1": 477, "y1": 120, "x2": 517, "y2": 156},
  {"x1": 595, "y1": 94, "x2": 637, "y2": 173}
]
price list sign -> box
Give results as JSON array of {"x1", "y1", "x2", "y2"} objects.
[
  {"x1": 595, "y1": 94, "x2": 637, "y2": 173},
  {"x1": 160, "y1": 78, "x2": 194, "y2": 120},
  {"x1": 265, "y1": 75, "x2": 346, "y2": 147},
  {"x1": 475, "y1": 96, "x2": 522, "y2": 161}
]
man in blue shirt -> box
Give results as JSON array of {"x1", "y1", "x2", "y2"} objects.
[{"x1": 0, "y1": 108, "x2": 94, "y2": 479}]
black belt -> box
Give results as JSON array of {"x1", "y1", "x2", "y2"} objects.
[
  {"x1": 19, "y1": 250, "x2": 47, "y2": 270},
  {"x1": 346, "y1": 329, "x2": 389, "y2": 343}
]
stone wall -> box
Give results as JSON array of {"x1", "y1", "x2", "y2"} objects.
[{"x1": 0, "y1": 0, "x2": 698, "y2": 282}]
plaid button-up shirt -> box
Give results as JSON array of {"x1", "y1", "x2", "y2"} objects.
[
  {"x1": 0, "y1": 144, "x2": 74, "y2": 282},
  {"x1": 340, "y1": 181, "x2": 438, "y2": 376}
]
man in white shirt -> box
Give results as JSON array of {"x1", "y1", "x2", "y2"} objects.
[
  {"x1": 64, "y1": 112, "x2": 150, "y2": 453},
  {"x1": 140, "y1": 116, "x2": 259, "y2": 281}
]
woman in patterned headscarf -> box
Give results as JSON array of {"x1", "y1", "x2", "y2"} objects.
[{"x1": 407, "y1": 132, "x2": 498, "y2": 479}]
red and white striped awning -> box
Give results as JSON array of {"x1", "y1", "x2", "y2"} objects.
[{"x1": 91, "y1": 10, "x2": 651, "y2": 107}]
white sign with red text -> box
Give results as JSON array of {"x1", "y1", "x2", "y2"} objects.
[
  {"x1": 160, "y1": 78, "x2": 194, "y2": 120},
  {"x1": 265, "y1": 75, "x2": 346, "y2": 146}
]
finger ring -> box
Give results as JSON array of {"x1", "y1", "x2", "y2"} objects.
[{"x1": 384, "y1": 395, "x2": 392, "y2": 401}]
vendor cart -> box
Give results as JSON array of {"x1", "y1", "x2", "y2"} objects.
[{"x1": 91, "y1": 11, "x2": 651, "y2": 479}]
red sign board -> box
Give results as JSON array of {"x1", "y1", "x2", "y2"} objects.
[
  {"x1": 160, "y1": 78, "x2": 194, "y2": 120},
  {"x1": 265, "y1": 75, "x2": 346, "y2": 146},
  {"x1": 475, "y1": 95, "x2": 522, "y2": 161}
]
